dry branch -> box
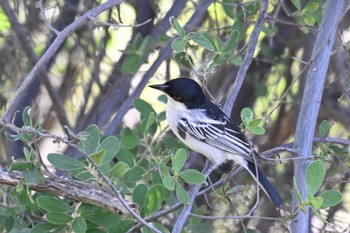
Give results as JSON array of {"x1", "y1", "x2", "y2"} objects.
[{"x1": 0, "y1": 169, "x2": 131, "y2": 215}]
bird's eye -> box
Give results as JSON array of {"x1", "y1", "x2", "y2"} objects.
[{"x1": 173, "y1": 95, "x2": 181, "y2": 101}]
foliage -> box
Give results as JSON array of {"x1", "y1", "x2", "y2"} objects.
[
  {"x1": 294, "y1": 160, "x2": 343, "y2": 222},
  {"x1": 0, "y1": 0, "x2": 349, "y2": 232}
]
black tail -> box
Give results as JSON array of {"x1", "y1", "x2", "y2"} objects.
[{"x1": 247, "y1": 162, "x2": 283, "y2": 209}]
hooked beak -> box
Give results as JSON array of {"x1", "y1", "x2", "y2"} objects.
[{"x1": 149, "y1": 84, "x2": 169, "y2": 92}]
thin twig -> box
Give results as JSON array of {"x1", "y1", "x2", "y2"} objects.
[
  {"x1": 172, "y1": 161, "x2": 218, "y2": 233},
  {"x1": 223, "y1": 0, "x2": 269, "y2": 115},
  {"x1": 39, "y1": 0, "x2": 60, "y2": 34},
  {"x1": 2, "y1": 0, "x2": 125, "y2": 124},
  {"x1": 0, "y1": 121, "x2": 162, "y2": 233},
  {"x1": 190, "y1": 212, "x2": 289, "y2": 221}
]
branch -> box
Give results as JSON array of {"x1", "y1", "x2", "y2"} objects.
[
  {"x1": 0, "y1": 121, "x2": 162, "y2": 233},
  {"x1": 172, "y1": 161, "x2": 217, "y2": 233},
  {"x1": 0, "y1": 0, "x2": 71, "y2": 128},
  {"x1": 291, "y1": 1, "x2": 347, "y2": 232},
  {"x1": 223, "y1": 0, "x2": 269, "y2": 115},
  {"x1": 0, "y1": 169, "x2": 131, "y2": 215},
  {"x1": 2, "y1": 0, "x2": 124, "y2": 124},
  {"x1": 104, "y1": 0, "x2": 216, "y2": 134}
]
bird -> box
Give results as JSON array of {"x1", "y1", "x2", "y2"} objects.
[{"x1": 149, "y1": 77, "x2": 283, "y2": 209}]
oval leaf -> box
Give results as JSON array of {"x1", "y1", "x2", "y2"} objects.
[
  {"x1": 80, "y1": 124, "x2": 100, "y2": 154},
  {"x1": 37, "y1": 196, "x2": 72, "y2": 213},
  {"x1": 319, "y1": 190, "x2": 343, "y2": 209},
  {"x1": 171, "y1": 38, "x2": 186, "y2": 52},
  {"x1": 162, "y1": 176, "x2": 176, "y2": 191},
  {"x1": 72, "y1": 216, "x2": 87, "y2": 233},
  {"x1": 98, "y1": 136, "x2": 120, "y2": 163},
  {"x1": 121, "y1": 133, "x2": 140, "y2": 150},
  {"x1": 133, "y1": 184, "x2": 148, "y2": 208},
  {"x1": 172, "y1": 148, "x2": 188, "y2": 173},
  {"x1": 179, "y1": 169, "x2": 205, "y2": 184},
  {"x1": 133, "y1": 98, "x2": 155, "y2": 117},
  {"x1": 306, "y1": 160, "x2": 325, "y2": 195},
  {"x1": 170, "y1": 17, "x2": 185, "y2": 38},
  {"x1": 175, "y1": 181, "x2": 189, "y2": 204},
  {"x1": 45, "y1": 213, "x2": 73, "y2": 225},
  {"x1": 47, "y1": 153, "x2": 85, "y2": 171},
  {"x1": 145, "y1": 184, "x2": 165, "y2": 215},
  {"x1": 241, "y1": 107, "x2": 253, "y2": 124}
]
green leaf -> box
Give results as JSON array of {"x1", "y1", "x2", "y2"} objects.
[
  {"x1": 22, "y1": 106, "x2": 32, "y2": 127},
  {"x1": 111, "y1": 220, "x2": 133, "y2": 232},
  {"x1": 85, "y1": 211, "x2": 120, "y2": 228},
  {"x1": 120, "y1": 133, "x2": 140, "y2": 150},
  {"x1": 90, "y1": 150, "x2": 105, "y2": 165},
  {"x1": 16, "y1": 178, "x2": 25, "y2": 192},
  {"x1": 47, "y1": 153, "x2": 86, "y2": 171},
  {"x1": 145, "y1": 184, "x2": 165, "y2": 215},
  {"x1": 306, "y1": 160, "x2": 325, "y2": 195},
  {"x1": 133, "y1": 98, "x2": 155, "y2": 118},
  {"x1": 98, "y1": 136, "x2": 120, "y2": 163},
  {"x1": 221, "y1": 30, "x2": 239, "y2": 52},
  {"x1": 291, "y1": 0, "x2": 301, "y2": 10},
  {"x1": 175, "y1": 181, "x2": 189, "y2": 204},
  {"x1": 159, "y1": 162, "x2": 170, "y2": 177},
  {"x1": 24, "y1": 147, "x2": 35, "y2": 161},
  {"x1": 116, "y1": 148, "x2": 134, "y2": 166},
  {"x1": 133, "y1": 184, "x2": 148, "y2": 208},
  {"x1": 163, "y1": 137, "x2": 188, "y2": 152},
  {"x1": 319, "y1": 120, "x2": 331, "y2": 138},
  {"x1": 121, "y1": 54, "x2": 141, "y2": 75},
  {"x1": 170, "y1": 17, "x2": 186, "y2": 38},
  {"x1": 171, "y1": 38, "x2": 187, "y2": 52},
  {"x1": 23, "y1": 168, "x2": 44, "y2": 184},
  {"x1": 249, "y1": 126, "x2": 265, "y2": 135},
  {"x1": 179, "y1": 169, "x2": 205, "y2": 184},
  {"x1": 303, "y1": 2, "x2": 319, "y2": 13},
  {"x1": 37, "y1": 196, "x2": 72, "y2": 213},
  {"x1": 222, "y1": 0, "x2": 235, "y2": 19},
  {"x1": 45, "y1": 213, "x2": 73, "y2": 225},
  {"x1": 80, "y1": 124, "x2": 100, "y2": 154},
  {"x1": 248, "y1": 118, "x2": 262, "y2": 128},
  {"x1": 124, "y1": 165, "x2": 146, "y2": 182},
  {"x1": 241, "y1": 107, "x2": 253, "y2": 124},
  {"x1": 162, "y1": 176, "x2": 176, "y2": 191},
  {"x1": 319, "y1": 190, "x2": 343, "y2": 209},
  {"x1": 77, "y1": 203, "x2": 100, "y2": 214},
  {"x1": 310, "y1": 196, "x2": 323, "y2": 209},
  {"x1": 230, "y1": 55, "x2": 242, "y2": 66},
  {"x1": 294, "y1": 177, "x2": 303, "y2": 202},
  {"x1": 72, "y1": 216, "x2": 87, "y2": 233},
  {"x1": 303, "y1": 15, "x2": 315, "y2": 26},
  {"x1": 30, "y1": 223, "x2": 63, "y2": 233},
  {"x1": 109, "y1": 161, "x2": 129, "y2": 178},
  {"x1": 189, "y1": 32, "x2": 215, "y2": 51},
  {"x1": 172, "y1": 148, "x2": 188, "y2": 173},
  {"x1": 9, "y1": 160, "x2": 33, "y2": 171},
  {"x1": 4, "y1": 131, "x2": 22, "y2": 142},
  {"x1": 143, "y1": 111, "x2": 155, "y2": 135}
]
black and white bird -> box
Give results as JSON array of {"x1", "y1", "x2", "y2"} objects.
[{"x1": 149, "y1": 77, "x2": 283, "y2": 209}]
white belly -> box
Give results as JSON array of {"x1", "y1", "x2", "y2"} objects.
[{"x1": 166, "y1": 100, "x2": 248, "y2": 167}]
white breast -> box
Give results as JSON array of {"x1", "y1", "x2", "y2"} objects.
[{"x1": 165, "y1": 99, "x2": 248, "y2": 167}]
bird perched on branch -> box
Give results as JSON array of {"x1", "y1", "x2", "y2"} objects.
[{"x1": 149, "y1": 77, "x2": 283, "y2": 209}]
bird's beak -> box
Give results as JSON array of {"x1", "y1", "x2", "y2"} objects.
[{"x1": 149, "y1": 84, "x2": 169, "y2": 92}]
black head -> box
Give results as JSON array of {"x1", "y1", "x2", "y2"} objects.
[{"x1": 149, "y1": 78, "x2": 206, "y2": 108}]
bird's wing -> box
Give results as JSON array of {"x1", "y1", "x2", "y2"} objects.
[{"x1": 178, "y1": 115, "x2": 254, "y2": 162}]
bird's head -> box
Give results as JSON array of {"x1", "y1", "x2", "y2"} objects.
[{"x1": 149, "y1": 78, "x2": 206, "y2": 109}]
